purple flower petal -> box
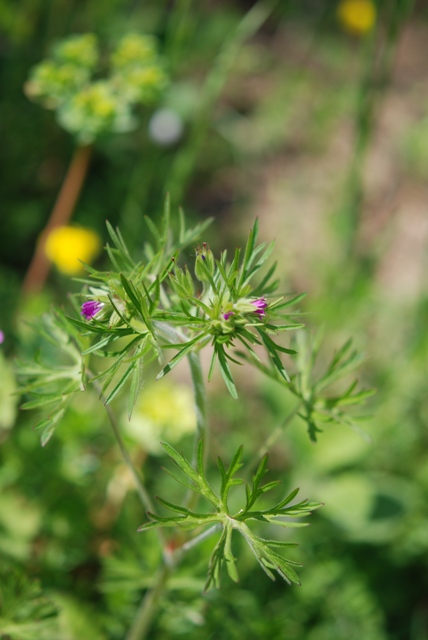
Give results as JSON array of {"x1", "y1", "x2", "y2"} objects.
[
  {"x1": 223, "y1": 311, "x2": 234, "y2": 321},
  {"x1": 0, "y1": 330, "x2": 4, "y2": 344},
  {"x1": 251, "y1": 297, "x2": 268, "y2": 317},
  {"x1": 81, "y1": 300, "x2": 104, "y2": 320}
]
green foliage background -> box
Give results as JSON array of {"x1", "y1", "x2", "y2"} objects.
[{"x1": 1, "y1": 0, "x2": 428, "y2": 638}]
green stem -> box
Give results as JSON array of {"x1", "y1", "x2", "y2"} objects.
[
  {"x1": 178, "y1": 523, "x2": 221, "y2": 556},
  {"x1": 187, "y1": 350, "x2": 208, "y2": 465},
  {"x1": 85, "y1": 307, "x2": 209, "y2": 640},
  {"x1": 113, "y1": 322, "x2": 207, "y2": 640},
  {"x1": 339, "y1": 0, "x2": 415, "y2": 260},
  {"x1": 122, "y1": 332, "x2": 208, "y2": 639},
  {"x1": 125, "y1": 524, "x2": 220, "y2": 640},
  {"x1": 125, "y1": 564, "x2": 172, "y2": 640},
  {"x1": 87, "y1": 374, "x2": 169, "y2": 549},
  {"x1": 249, "y1": 402, "x2": 302, "y2": 472},
  {"x1": 103, "y1": 397, "x2": 156, "y2": 515},
  {"x1": 152, "y1": 322, "x2": 208, "y2": 464},
  {"x1": 89, "y1": 375, "x2": 154, "y2": 513},
  {"x1": 164, "y1": 0, "x2": 195, "y2": 74},
  {"x1": 167, "y1": 0, "x2": 279, "y2": 205}
]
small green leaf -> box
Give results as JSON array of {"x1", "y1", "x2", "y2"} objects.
[
  {"x1": 157, "y1": 335, "x2": 202, "y2": 379},
  {"x1": 216, "y1": 344, "x2": 238, "y2": 399},
  {"x1": 104, "y1": 360, "x2": 136, "y2": 406},
  {"x1": 21, "y1": 393, "x2": 64, "y2": 410},
  {"x1": 127, "y1": 342, "x2": 146, "y2": 419},
  {"x1": 161, "y1": 442, "x2": 220, "y2": 508},
  {"x1": 205, "y1": 527, "x2": 227, "y2": 591},
  {"x1": 224, "y1": 525, "x2": 238, "y2": 583},
  {"x1": 270, "y1": 292, "x2": 307, "y2": 310},
  {"x1": 237, "y1": 219, "x2": 258, "y2": 290},
  {"x1": 257, "y1": 330, "x2": 290, "y2": 382},
  {"x1": 120, "y1": 274, "x2": 144, "y2": 316}
]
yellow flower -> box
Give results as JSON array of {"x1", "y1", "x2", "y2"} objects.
[
  {"x1": 337, "y1": 0, "x2": 376, "y2": 36},
  {"x1": 111, "y1": 33, "x2": 157, "y2": 69},
  {"x1": 44, "y1": 225, "x2": 101, "y2": 275},
  {"x1": 123, "y1": 379, "x2": 196, "y2": 455},
  {"x1": 54, "y1": 33, "x2": 99, "y2": 69},
  {"x1": 72, "y1": 81, "x2": 117, "y2": 118}
]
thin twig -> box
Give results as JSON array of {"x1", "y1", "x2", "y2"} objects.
[
  {"x1": 87, "y1": 374, "x2": 164, "y2": 539},
  {"x1": 187, "y1": 350, "x2": 208, "y2": 465},
  {"x1": 103, "y1": 396, "x2": 156, "y2": 515},
  {"x1": 249, "y1": 402, "x2": 302, "y2": 472},
  {"x1": 22, "y1": 144, "x2": 92, "y2": 295}
]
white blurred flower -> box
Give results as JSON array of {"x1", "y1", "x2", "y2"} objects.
[{"x1": 148, "y1": 108, "x2": 183, "y2": 146}]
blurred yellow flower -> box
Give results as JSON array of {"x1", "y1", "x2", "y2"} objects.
[
  {"x1": 337, "y1": 0, "x2": 376, "y2": 36},
  {"x1": 123, "y1": 379, "x2": 196, "y2": 455},
  {"x1": 44, "y1": 225, "x2": 101, "y2": 275},
  {"x1": 111, "y1": 33, "x2": 157, "y2": 69}
]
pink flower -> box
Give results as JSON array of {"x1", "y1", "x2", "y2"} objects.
[
  {"x1": 0, "y1": 330, "x2": 4, "y2": 344},
  {"x1": 223, "y1": 311, "x2": 234, "y2": 320},
  {"x1": 251, "y1": 297, "x2": 268, "y2": 317},
  {"x1": 81, "y1": 300, "x2": 104, "y2": 320}
]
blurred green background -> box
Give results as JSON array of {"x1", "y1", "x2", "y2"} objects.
[{"x1": 1, "y1": 0, "x2": 428, "y2": 638}]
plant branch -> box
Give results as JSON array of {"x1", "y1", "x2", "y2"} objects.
[
  {"x1": 125, "y1": 564, "x2": 172, "y2": 640},
  {"x1": 104, "y1": 395, "x2": 156, "y2": 515},
  {"x1": 187, "y1": 350, "x2": 208, "y2": 465},
  {"x1": 125, "y1": 523, "x2": 221, "y2": 640},
  {"x1": 177, "y1": 523, "x2": 221, "y2": 556},
  {"x1": 86, "y1": 374, "x2": 156, "y2": 514},
  {"x1": 22, "y1": 144, "x2": 92, "y2": 295},
  {"x1": 153, "y1": 322, "x2": 208, "y2": 502}
]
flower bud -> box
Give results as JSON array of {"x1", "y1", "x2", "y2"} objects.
[
  {"x1": 251, "y1": 297, "x2": 268, "y2": 317},
  {"x1": 194, "y1": 243, "x2": 215, "y2": 283},
  {"x1": 170, "y1": 265, "x2": 195, "y2": 298},
  {"x1": 81, "y1": 300, "x2": 104, "y2": 320}
]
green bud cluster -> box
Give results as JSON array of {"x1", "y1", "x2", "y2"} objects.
[
  {"x1": 54, "y1": 33, "x2": 99, "y2": 68},
  {"x1": 18, "y1": 199, "x2": 373, "y2": 446},
  {"x1": 169, "y1": 261, "x2": 196, "y2": 298},
  {"x1": 194, "y1": 243, "x2": 215, "y2": 283},
  {"x1": 25, "y1": 32, "x2": 168, "y2": 144},
  {"x1": 110, "y1": 33, "x2": 167, "y2": 104}
]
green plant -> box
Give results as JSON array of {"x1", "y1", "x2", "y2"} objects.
[{"x1": 16, "y1": 200, "x2": 372, "y2": 638}]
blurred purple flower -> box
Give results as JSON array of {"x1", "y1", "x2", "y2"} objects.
[
  {"x1": 223, "y1": 311, "x2": 234, "y2": 321},
  {"x1": 81, "y1": 300, "x2": 104, "y2": 320},
  {"x1": 0, "y1": 330, "x2": 4, "y2": 344}
]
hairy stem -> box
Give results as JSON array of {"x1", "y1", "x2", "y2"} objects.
[
  {"x1": 125, "y1": 564, "x2": 172, "y2": 640},
  {"x1": 125, "y1": 524, "x2": 220, "y2": 640},
  {"x1": 103, "y1": 395, "x2": 156, "y2": 515},
  {"x1": 22, "y1": 144, "x2": 92, "y2": 295},
  {"x1": 152, "y1": 323, "x2": 208, "y2": 465},
  {"x1": 91, "y1": 360, "x2": 209, "y2": 640},
  {"x1": 187, "y1": 350, "x2": 208, "y2": 464},
  {"x1": 122, "y1": 335, "x2": 208, "y2": 638},
  {"x1": 125, "y1": 522, "x2": 220, "y2": 640},
  {"x1": 88, "y1": 374, "x2": 159, "y2": 519}
]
